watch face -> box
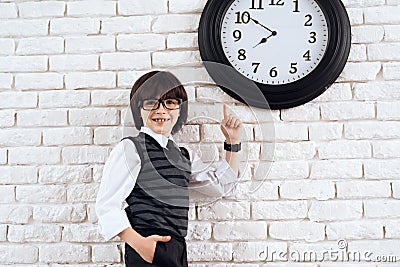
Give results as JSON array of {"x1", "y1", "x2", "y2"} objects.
[{"x1": 221, "y1": 0, "x2": 329, "y2": 85}]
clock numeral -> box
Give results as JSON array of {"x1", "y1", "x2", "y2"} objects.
[
  {"x1": 250, "y1": 0, "x2": 264, "y2": 9},
  {"x1": 293, "y1": 0, "x2": 299, "y2": 12},
  {"x1": 235, "y1": 11, "x2": 251, "y2": 24},
  {"x1": 252, "y1": 62, "x2": 260, "y2": 73},
  {"x1": 233, "y1": 30, "x2": 242, "y2": 42},
  {"x1": 308, "y1": 31, "x2": 317, "y2": 43},
  {"x1": 238, "y1": 49, "x2": 247, "y2": 60},
  {"x1": 304, "y1": 14, "x2": 312, "y2": 26},
  {"x1": 269, "y1": 67, "x2": 278, "y2": 77},
  {"x1": 289, "y1": 62, "x2": 298, "y2": 74},
  {"x1": 269, "y1": 0, "x2": 284, "y2": 6},
  {"x1": 303, "y1": 50, "x2": 311, "y2": 61}
]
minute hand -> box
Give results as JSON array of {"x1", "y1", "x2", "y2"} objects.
[{"x1": 250, "y1": 18, "x2": 274, "y2": 33}]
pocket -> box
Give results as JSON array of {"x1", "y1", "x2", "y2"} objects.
[{"x1": 153, "y1": 239, "x2": 183, "y2": 267}]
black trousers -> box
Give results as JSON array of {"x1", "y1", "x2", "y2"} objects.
[{"x1": 124, "y1": 230, "x2": 188, "y2": 267}]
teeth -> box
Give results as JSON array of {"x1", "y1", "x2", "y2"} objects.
[{"x1": 154, "y1": 118, "x2": 167, "y2": 122}]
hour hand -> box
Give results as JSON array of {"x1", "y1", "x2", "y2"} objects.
[{"x1": 253, "y1": 33, "x2": 276, "y2": 48}]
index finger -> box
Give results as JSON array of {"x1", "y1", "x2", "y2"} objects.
[{"x1": 223, "y1": 103, "x2": 228, "y2": 119}]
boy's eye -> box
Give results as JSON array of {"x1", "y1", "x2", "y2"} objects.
[
  {"x1": 143, "y1": 99, "x2": 157, "y2": 106},
  {"x1": 165, "y1": 99, "x2": 177, "y2": 105}
]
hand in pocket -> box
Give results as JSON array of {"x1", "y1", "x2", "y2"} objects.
[{"x1": 137, "y1": 234, "x2": 171, "y2": 263}]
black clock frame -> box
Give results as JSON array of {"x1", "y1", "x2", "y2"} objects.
[{"x1": 198, "y1": 0, "x2": 351, "y2": 109}]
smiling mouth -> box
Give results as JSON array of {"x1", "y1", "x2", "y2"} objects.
[{"x1": 152, "y1": 118, "x2": 170, "y2": 122}]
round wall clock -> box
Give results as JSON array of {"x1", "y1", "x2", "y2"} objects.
[{"x1": 198, "y1": 0, "x2": 351, "y2": 109}]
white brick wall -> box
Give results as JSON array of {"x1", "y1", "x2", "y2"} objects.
[{"x1": 0, "y1": 0, "x2": 399, "y2": 265}]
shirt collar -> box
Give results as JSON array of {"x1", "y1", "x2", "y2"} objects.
[{"x1": 139, "y1": 126, "x2": 176, "y2": 149}]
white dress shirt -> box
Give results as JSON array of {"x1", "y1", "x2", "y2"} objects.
[{"x1": 95, "y1": 126, "x2": 239, "y2": 241}]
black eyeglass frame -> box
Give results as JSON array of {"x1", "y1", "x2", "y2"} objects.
[{"x1": 138, "y1": 98, "x2": 183, "y2": 111}]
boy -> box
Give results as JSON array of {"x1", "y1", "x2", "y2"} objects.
[{"x1": 95, "y1": 71, "x2": 242, "y2": 266}]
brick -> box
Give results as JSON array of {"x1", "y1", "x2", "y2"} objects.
[
  {"x1": 255, "y1": 122, "x2": 308, "y2": 141},
  {"x1": 0, "y1": 166, "x2": 37, "y2": 184},
  {"x1": 50, "y1": 18, "x2": 99, "y2": 35},
  {"x1": 9, "y1": 147, "x2": 60, "y2": 165},
  {"x1": 101, "y1": 16, "x2": 151, "y2": 34},
  {"x1": 365, "y1": 200, "x2": 400, "y2": 218},
  {"x1": 15, "y1": 73, "x2": 63, "y2": 90},
  {"x1": 0, "y1": 110, "x2": 15, "y2": 127},
  {"x1": 8, "y1": 225, "x2": 61, "y2": 242},
  {"x1": 65, "y1": 72, "x2": 115, "y2": 89},
  {"x1": 289, "y1": 242, "x2": 348, "y2": 263},
  {"x1": 186, "y1": 222, "x2": 211, "y2": 241},
  {"x1": 67, "y1": 183, "x2": 98, "y2": 202},
  {"x1": 364, "y1": 159, "x2": 400, "y2": 179},
  {"x1": 351, "y1": 25, "x2": 384, "y2": 43},
  {"x1": 338, "y1": 62, "x2": 381, "y2": 82},
  {"x1": 0, "y1": 92, "x2": 37, "y2": 108},
  {"x1": 0, "y1": 38, "x2": 15, "y2": 55},
  {"x1": 197, "y1": 201, "x2": 250, "y2": 221},
  {"x1": 377, "y1": 101, "x2": 400, "y2": 120},
  {"x1": 308, "y1": 200, "x2": 362, "y2": 221},
  {"x1": 384, "y1": 25, "x2": 400, "y2": 42},
  {"x1": 364, "y1": 6, "x2": 400, "y2": 24},
  {"x1": 39, "y1": 244, "x2": 89, "y2": 263},
  {"x1": 0, "y1": 245, "x2": 38, "y2": 264},
  {"x1": 16, "y1": 185, "x2": 66, "y2": 203},
  {"x1": 0, "y1": 73, "x2": 12, "y2": 89},
  {"x1": 310, "y1": 160, "x2": 362, "y2": 179},
  {"x1": 213, "y1": 222, "x2": 267, "y2": 241},
  {"x1": 309, "y1": 122, "x2": 343, "y2": 140},
  {"x1": 62, "y1": 224, "x2": 104, "y2": 242},
  {"x1": 354, "y1": 81, "x2": 400, "y2": 100},
  {"x1": 39, "y1": 165, "x2": 91, "y2": 184},
  {"x1": 87, "y1": 203, "x2": 98, "y2": 223},
  {"x1": 16, "y1": 37, "x2": 63, "y2": 55},
  {"x1": 94, "y1": 127, "x2": 123, "y2": 145},
  {"x1": 117, "y1": 70, "x2": 148, "y2": 88},
  {"x1": 345, "y1": 121, "x2": 400, "y2": 139},
  {"x1": 341, "y1": 0, "x2": 384, "y2": 7},
  {"x1": 101, "y1": 52, "x2": 150, "y2": 70},
  {"x1": 254, "y1": 161, "x2": 309, "y2": 180},
  {"x1": 246, "y1": 181, "x2": 279, "y2": 200},
  {"x1": 385, "y1": 219, "x2": 400, "y2": 238},
  {"x1": 0, "y1": 206, "x2": 32, "y2": 224},
  {"x1": 348, "y1": 240, "x2": 400, "y2": 261},
  {"x1": 348, "y1": 44, "x2": 367, "y2": 62},
  {"x1": 0, "y1": 19, "x2": 48, "y2": 37},
  {"x1": 0, "y1": 3, "x2": 17, "y2": 18},
  {"x1": 0, "y1": 225, "x2": 6, "y2": 241},
  {"x1": 327, "y1": 221, "x2": 383, "y2": 240},
  {"x1": 43, "y1": 127, "x2": 92, "y2": 145},
  {"x1": 118, "y1": 0, "x2": 167, "y2": 15},
  {"x1": 18, "y1": 1, "x2": 65, "y2": 18},
  {"x1": 0, "y1": 56, "x2": 47, "y2": 72},
  {"x1": 62, "y1": 146, "x2": 110, "y2": 164},
  {"x1": 152, "y1": 51, "x2": 200, "y2": 68},
  {"x1": 337, "y1": 180, "x2": 391, "y2": 198},
  {"x1": 347, "y1": 8, "x2": 364, "y2": 25},
  {"x1": 67, "y1": 1, "x2": 116, "y2": 16},
  {"x1": 33, "y1": 204, "x2": 86, "y2": 223},
  {"x1": 314, "y1": 83, "x2": 352, "y2": 102},
  {"x1": 383, "y1": 62, "x2": 400, "y2": 80},
  {"x1": 39, "y1": 90, "x2": 90, "y2": 108},
  {"x1": 167, "y1": 33, "x2": 198, "y2": 49},
  {"x1": 0, "y1": 185, "x2": 14, "y2": 203},
  {"x1": 152, "y1": 14, "x2": 200, "y2": 33},
  {"x1": 69, "y1": 108, "x2": 118, "y2": 126},
  {"x1": 317, "y1": 140, "x2": 371, "y2": 159},
  {"x1": 252, "y1": 201, "x2": 307, "y2": 220},
  {"x1": 65, "y1": 35, "x2": 114, "y2": 53},
  {"x1": 0, "y1": 148, "x2": 6, "y2": 164},
  {"x1": 0, "y1": 129, "x2": 41, "y2": 147},
  {"x1": 280, "y1": 180, "x2": 335, "y2": 200},
  {"x1": 281, "y1": 103, "x2": 320, "y2": 121},
  {"x1": 368, "y1": 43, "x2": 400, "y2": 61},
  {"x1": 261, "y1": 142, "x2": 315, "y2": 161},
  {"x1": 117, "y1": 34, "x2": 165, "y2": 51},
  {"x1": 373, "y1": 141, "x2": 400, "y2": 158},
  {"x1": 169, "y1": 0, "x2": 206, "y2": 13},
  {"x1": 17, "y1": 109, "x2": 67, "y2": 126},
  {"x1": 269, "y1": 221, "x2": 325, "y2": 242},
  {"x1": 233, "y1": 241, "x2": 287, "y2": 262},
  {"x1": 188, "y1": 242, "x2": 232, "y2": 262},
  {"x1": 170, "y1": 125, "x2": 200, "y2": 143},
  {"x1": 50, "y1": 55, "x2": 98, "y2": 71},
  {"x1": 92, "y1": 244, "x2": 120, "y2": 262}
]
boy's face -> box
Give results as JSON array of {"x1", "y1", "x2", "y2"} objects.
[{"x1": 140, "y1": 98, "x2": 180, "y2": 138}]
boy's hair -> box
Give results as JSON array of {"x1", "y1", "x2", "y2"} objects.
[{"x1": 130, "y1": 71, "x2": 188, "y2": 135}]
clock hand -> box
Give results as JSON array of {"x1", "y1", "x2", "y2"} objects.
[
  {"x1": 250, "y1": 18, "x2": 277, "y2": 36},
  {"x1": 253, "y1": 32, "x2": 277, "y2": 48}
]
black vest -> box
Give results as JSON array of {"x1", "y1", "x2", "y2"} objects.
[{"x1": 122, "y1": 132, "x2": 191, "y2": 239}]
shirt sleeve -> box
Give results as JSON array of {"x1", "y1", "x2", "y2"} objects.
[
  {"x1": 95, "y1": 139, "x2": 141, "y2": 241},
  {"x1": 187, "y1": 148, "x2": 240, "y2": 197}
]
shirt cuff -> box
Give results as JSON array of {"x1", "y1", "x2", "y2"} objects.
[
  {"x1": 98, "y1": 209, "x2": 131, "y2": 241},
  {"x1": 215, "y1": 159, "x2": 239, "y2": 185}
]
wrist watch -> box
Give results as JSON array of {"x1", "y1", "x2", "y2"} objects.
[{"x1": 224, "y1": 140, "x2": 241, "y2": 152}]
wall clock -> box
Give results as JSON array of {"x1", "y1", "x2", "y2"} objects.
[{"x1": 198, "y1": 0, "x2": 351, "y2": 109}]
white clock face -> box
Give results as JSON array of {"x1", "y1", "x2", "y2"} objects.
[{"x1": 221, "y1": 0, "x2": 329, "y2": 85}]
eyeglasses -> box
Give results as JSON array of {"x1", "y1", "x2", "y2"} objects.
[{"x1": 139, "y1": 98, "x2": 182, "y2": 111}]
